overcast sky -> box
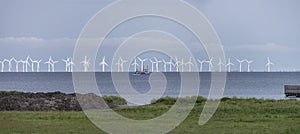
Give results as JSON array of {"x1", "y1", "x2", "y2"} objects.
[{"x1": 0, "y1": 0, "x2": 300, "y2": 72}]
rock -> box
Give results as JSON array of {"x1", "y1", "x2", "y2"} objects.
[{"x1": 0, "y1": 92, "x2": 121, "y2": 111}]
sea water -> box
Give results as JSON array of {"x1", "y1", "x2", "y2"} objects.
[{"x1": 0, "y1": 72, "x2": 299, "y2": 100}]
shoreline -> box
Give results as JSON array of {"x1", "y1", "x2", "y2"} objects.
[{"x1": 0, "y1": 91, "x2": 298, "y2": 111}]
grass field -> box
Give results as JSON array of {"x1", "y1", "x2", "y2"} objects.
[{"x1": 0, "y1": 97, "x2": 299, "y2": 134}]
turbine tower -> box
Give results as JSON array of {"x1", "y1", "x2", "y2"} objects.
[
  {"x1": 70, "y1": 58, "x2": 75, "y2": 72},
  {"x1": 197, "y1": 59, "x2": 206, "y2": 72},
  {"x1": 119, "y1": 57, "x2": 128, "y2": 72},
  {"x1": 245, "y1": 60, "x2": 253, "y2": 72},
  {"x1": 62, "y1": 58, "x2": 71, "y2": 72},
  {"x1": 266, "y1": 57, "x2": 274, "y2": 72},
  {"x1": 44, "y1": 57, "x2": 52, "y2": 72},
  {"x1": 185, "y1": 57, "x2": 194, "y2": 72},
  {"x1": 0, "y1": 60, "x2": 4, "y2": 72},
  {"x1": 236, "y1": 59, "x2": 246, "y2": 72},
  {"x1": 205, "y1": 57, "x2": 214, "y2": 72},
  {"x1": 149, "y1": 59, "x2": 155, "y2": 72},
  {"x1": 51, "y1": 59, "x2": 58, "y2": 72},
  {"x1": 24, "y1": 56, "x2": 31, "y2": 72},
  {"x1": 137, "y1": 57, "x2": 147, "y2": 71},
  {"x1": 131, "y1": 58, "x2": 139, "y2": 72},
  {"x1": 166, "y1": 58, "x2": 174, "y2": 72},
  {"x1": 162, "y1": 59, "x2": 168, "y2": 72},
  {"x1": 218, "y1": 58, "x2": 225, "y2": 72},
  {"x1": 30, "y1": 57, "x2": 42, "y2": 72},
  {"x1": 80, "y1": 56, "x2": 90, "y2": 72},
  {"x1": 153, "y1": 57, "x2": 162, "y2": 72},
  {"x1": 99, "y1": 56, "x2": 109, "y2": 72},
  {"x1": 35, "y1": 60, "x2": 42, "y2": 72},
  {"x1": 225, "y1": 58, "x2": 234, "y2": 72},
  {"x1": 174, "y1": 57, "x2": 181, "y2": 72},
  {"x1": 179, "y1": 58, "x2": 186, "y2": 72},
  {"x1": 3, "y1": 59, "x2": 9, "y2": 72},
  {"x1": 12, "y1": 58, "x2": 21, "y2": 72}
]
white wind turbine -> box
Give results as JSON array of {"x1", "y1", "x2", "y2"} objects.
[
  {"x1": 7, "y1": 58, "x2": 15, "y2": 72},
  {"x1": 245, "y1": 60, "x2": 253, "y2": 72},
  {"x1": 2, "y1": 59, "x2": 9, "y2": 72},
  {"x1": 0, "y1": 60, "x2": 4, "y2": 72},
  {"x1": 162, "y1": 59, "x2": 168, "y2": 72},
  {"x1": 131, "y1": 58, "x2": 139, "y2": 72},
  {"x1": 218, "y1": 58, "x2": 225, "y2": 72},
  {"x1": 236, "y1": 59, "x2": 246, "y2": 72},
  {"x1": 174, "y1": 57, "x2": 181, "y2": 72},
  {"x1": 2, "y1": 58, "x2": 14, "y2": 72},
  {"x1": 149, "y1": 59, "x2": 155, "y2": 72},
  {"x1": 99, "y1": 56, "x2": 109, "y2": 72},
  {"x1": 24, "y1": 56, "x2": 31, "y2": 72},
  {"x1": 185, "y1": 57, "x2": 194, "y2": 72},
  {"x1": 197, "y1": 59, "x2": 206, "y2": 72},
  {"x1": 29, "y1": 57, "x2": 42, "y2": 72},
  {"x1": 51, "y1": 59, "x2": 59, "y2": 72},
  {"x1": 180, "y1": 58, "x2": 185, "y2": 72},
  {"x1": 137, "y1": 57, "x2": 147, "y2": 71},
  {"x1": 35, "y1": 60, "x2": 42, "y2": 72},
  {"x1": 205, "y1": 57, "x2": 214, "y2": 72},
  {"x1": 225, "y1": 58, "x2": 234, "y2": 72},
  {"x1": 44, "y1": 57, "x2": 52, "y2": 72},
  {"x1": 153, "y1": 57, "x2": 162, "y2": 72},
  {"x1": 70, "y1": 58, "x2": 75, "y2": 72},
  {"x1": 166, "y1": 58, "x2": 174, "y2": 72},
  {"x1": 12, "y1": 58, "x2": 21, "y2": 72},
  {"x1": 62, "y1": 58, "x2": 70, "y2": 72},
  {"x1": 266, "y1": 57, "x2": 274, "y2": 72},
  {"x1": 80, "y1": 56, "x2": 90, "y2": 72},
  {"x1": 119, "y1": 57, "x2": 128, "y2": 72},
  {"x1": 20, "y1": 60, "x2": 29, "y2": 72}
]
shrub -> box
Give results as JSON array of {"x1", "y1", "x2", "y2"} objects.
[{"x1": 102, "y1": 96, "x2": 127, "y2": 106}]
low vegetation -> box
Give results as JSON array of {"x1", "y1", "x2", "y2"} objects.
[{"x1": 0, "y1": 96, "x2": 299, "y2": 133}]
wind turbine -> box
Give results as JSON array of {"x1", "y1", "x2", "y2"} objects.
[
  {"x1": 218, "y1": 58, "x2": 225, "y2": 72},
  {"x1": 162, "y1": 59, "x2": 168, "y2": 72},
  {"x1": 2, "y1": 58, "x2": 13, "y2": 72},
  {"x1": 2, "y1": 59, "x2": 9, "y2": 72},
  {"x1": 266, "y1": 57, "x2": 274, "y2": 72},
  {"x1": 119, "y1": 57, "x2": 128, "y2": 72},
  {"x1": 137, "y1": 57, "x2": 147, "y2": 71},
  {"x1": 35, "y1": 60, "x2": 42, "y2": 72},
  {"x1": 197, "y1": 59, "x2": 206, "y2": 72},
  {"x1": 24, "y1": 56, "x2": 31, "y2": 72},
  {"x1": 174, "y1": 57, "x2": 181, "y2": 72},
  {"x1": 205, "y1": 57, "x2": 214, "y2": 72},
  {"x1": 245, "y1": 60, "x2": 253, "y2": 72},
  {"x1": 12, "y1": 58, "x2": 20, "y2": 72},
  {"x1": 166, "y1": 58, "x2": 174, "y2": 72},
  {"x1": 62, "y1": 58, "x2": 70, "y2": 72},
  {"x1": 44, "y1": 57, "x2": 52, "y2": 72},
  {"x1": 51, "y1": 59, "x2": 59, "y2": 72},
  {"x1": 149, "y1": 59, "x2": 155, "y2": 72},
  {"x1": 0, "y1": 60, "x2": 4, "y2": 72},
  {"x1": 99, "y1": 56, "x2": 109, "y2": 72},
  {"x1": 236, "y1": 59, "x2": 246, "y2": 72},
  {"x1": 6, "y1": 58, "x2": 15, "y2": 72},
  {"x1": 69, "y1": 58, "x2": 75, "y2": 72},
  {"x1": 80, "y1": 56, "x2": 90, "y2": 72},
  {"x1": 185, "y1": 57, "x2": 194, "y2": 72},
  {"x1": 29, "y1": 57, "x2": 42, "y2": 72},
  {"x1": 225, "y1": 58, "x2": 234, "y2": 72},
  {"x1": 153, "y1": 57, "x2": 162, "y2": 72},
  {"x1": 131, "y1": 58, "x2": 139, "y2": 72}
]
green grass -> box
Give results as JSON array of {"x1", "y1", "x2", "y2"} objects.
[
  {"x1": 0, "y1": 90, "x2": 25, "y2": 95},
  {"x1": 0, "y1": 97, "x2": 299, "y2": 134}
]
